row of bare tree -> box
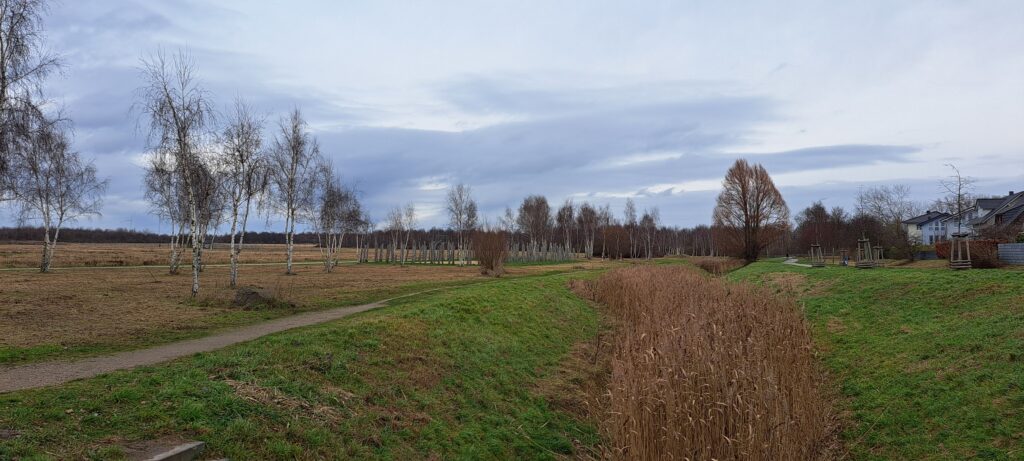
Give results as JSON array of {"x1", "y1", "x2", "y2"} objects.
[
  {"x1": 137, "y1": 51, "x2": 367, "y2": 296},
  {"x1": 0, "y1": 0, "x2": 108, "y2": 272}
]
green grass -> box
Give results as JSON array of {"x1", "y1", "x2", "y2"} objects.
[
  {"x1": 0, "y1": 271, "x2": 602, "y2": 460},
  {"x1": 0, "y1": 264, "x2": 603, "y2": 366},
  {"x1": 730, "y1": 262, "x2": 1024, "y2": 460}
]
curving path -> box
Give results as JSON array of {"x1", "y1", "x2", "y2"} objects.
[{"x1": 0, "y1": 288, "x2": 445, "y2": 394}]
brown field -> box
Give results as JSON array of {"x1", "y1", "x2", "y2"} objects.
[
  {"x1": 0, "y1": 242, "x2": 342, "y2": 269},
  {"x1": 0, "y1": 253, "x2": 611, "y2": 359}
]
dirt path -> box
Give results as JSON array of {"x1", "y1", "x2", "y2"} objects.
[{"x1": 0, "y1": 289, "x2": 435, "y2": 393}]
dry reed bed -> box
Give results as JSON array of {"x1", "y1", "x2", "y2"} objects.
[
  {"x1": 688, "y1": 256, "x2": 748, "y2": 275},
  {"x1": 590, "y1": 265, "x2": 832, "y2": 460}
]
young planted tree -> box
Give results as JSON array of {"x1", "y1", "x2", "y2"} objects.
[
  {"x1": 218, "y1": 99, "x2": 267, "y2": 287},
  {"x1": 712, "y1": 159, "x2": 790, "y2": 262},
  {"x1": 137, "y1": 50, "x2": 216, "y2": 297},
  {"x1": 936, "y1": 164, "x2": 975, "y2": 235},
  {"x1": 12, "y1": 118, "x2": 106, "y2": 272},
  {"x1": 268, "y1": 108, "x2": 319, "y2": 275},
  {"x1": 0, "y1": 0, "x2": 60, "y2": 201}
]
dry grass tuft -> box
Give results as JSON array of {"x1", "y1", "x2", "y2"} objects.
[
  {"x1": 224, "y1": 378, "x2": 344, "y2": 424},
  {"x1": 589, "y1": 265, "x2": 834, "y2": 460}
]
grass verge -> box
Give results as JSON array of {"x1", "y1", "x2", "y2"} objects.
[
  {"x1": 730, "y1": 262, "x2": 1024, "y2": 460},
  {"x1": 0, "y1": 271, "x2": 601, "y2": 459}
]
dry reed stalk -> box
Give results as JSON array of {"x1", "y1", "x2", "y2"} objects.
[{"x1": 591, "y1": 265, "x2": 832, "y2": 460}]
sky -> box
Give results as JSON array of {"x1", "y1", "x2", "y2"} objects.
[{"x1": 6, "y1": 0, "x2": 1024, "y2": 231}]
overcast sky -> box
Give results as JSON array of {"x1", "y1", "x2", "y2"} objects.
[{"x1": 8, "y1": 0, "x2": 1024, "y2": 231}]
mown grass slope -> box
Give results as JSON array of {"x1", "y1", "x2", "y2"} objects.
[
  {"x1": 731, "y1": 262, "x2": 1024, "y2": 460},
  {"x1": 0, "y1": 272, "x2": 600, "y2": 460}
]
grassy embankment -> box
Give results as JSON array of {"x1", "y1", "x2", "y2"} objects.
[
  {"x1": 0, "y1": 260, "x2": 610, "y2": 365},
  {"x1": 731, "y1": 262, "x2": 1024, "y2": 460},
  {"x1": 0, "y1": 271, "x2": 602, "y2": 460}
]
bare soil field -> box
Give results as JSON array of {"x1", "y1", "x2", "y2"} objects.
[
  {"x1": 0, "y1": 256, "x2": 610, "y2": 360},
  {"x1": 0, "y1": 242, "x2": 344, "y2": 268}
]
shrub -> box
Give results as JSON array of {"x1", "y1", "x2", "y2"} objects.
[
  {"x1": 590, "y1": 265, "x2": 832, "y2": 460},
  {"x1": 1017, "y1": 233, "x2": 1024, "y2": 244},
  {"x1": 471, "y1": 230, "x2": 508, "y2": 276},
  {"x1": 937, "y1": 239, "x2": 1002, "y2": 268},
  {"x1": 972, "y1": 240, "x2": 1002, "y2": 268}
]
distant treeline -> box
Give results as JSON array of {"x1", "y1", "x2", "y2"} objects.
[{"x1": 0, "y1": 226, "x2": 502, "y2": 247}]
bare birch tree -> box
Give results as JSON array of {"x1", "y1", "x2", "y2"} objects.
[
  {"x1": 640, "y1": 207, "x2": 660, "y2": 259},
  {"x1": 576, "y1": 202, "x2": 598, "y2": 259},
  {"x1": 268, "y1": 108, "x2": 319, "y2": 275},
  {"x1": 12, "y1": 117, "x2": 106, "y2": 272},
  {"x1": 143, "y1": 153, "x2": 187, "y2": 273},
  {"x1": 386, "y1": 206, "x2": 403, "y2": 262},
  {"x1": 309, "y1": 160, "x2": 360, "y2": 272},
  {"x1": 136, "y1": 49, "x2": 215, "y2": 297},
  {"x1": 385, "y1": 203, "x2": 416, "y2": 265},
  {"x1": 446, "y1": 183, "x2": 477, "y2": 254},
  {"x1": 516, "y1": 195, "x2": 551, "y2": 246},
  {"x1": 624, "y1": 198, "x2": 637, "y2": 258},
  {"x1": 1, "y1": 0, "x2": 60, "y2": 201},
  {"x1": 218, "y1": 99, "x2": 267, "y2": 287},
  {"x1": 598, "y1": 203, "x2": 612, "y2": 259},
  {"x1": 556, "y1": 199, "x2": 575, "y2": 251},
  {"x1": 402, "y1": 203, "x2": 416, "y2": 265}
]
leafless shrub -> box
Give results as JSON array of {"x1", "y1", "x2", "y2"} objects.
[
  {"x1": 471, "y1": 230, "x2": 507, "y2": 276},
  {"x1": 590, "y1": 265, "x2": 833, "y2": 460}
]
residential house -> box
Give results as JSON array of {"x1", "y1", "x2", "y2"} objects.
[
  {"x1": 902, "y1": 210, "x2": 951, "y2": 245},
  {"x1": 969, "y1": 190, "x2": 1024, "y2": 237},
  {"x1": 939, "y1": 205, "x2": 978, "y2": 239}
]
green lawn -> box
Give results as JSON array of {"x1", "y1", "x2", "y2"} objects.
[
  {"x1": 0, "y1": 272, "x2": 601, "y2": 460},
  {"x1": 731, "y1": 262, "x2": 1024, "y2": 460}
]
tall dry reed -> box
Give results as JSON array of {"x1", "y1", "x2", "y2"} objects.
[
  {"x1": 592, "y1": 265, "x2": 832, "y2": 460},
  {"x1": 688, "y1": 256, "x2": 747, "y2": 275}
]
